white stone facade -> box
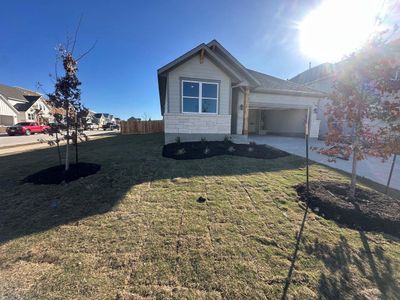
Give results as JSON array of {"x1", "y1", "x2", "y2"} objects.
[{"x1": 164, "y1": 113, "x2": 231, "y2": 134}]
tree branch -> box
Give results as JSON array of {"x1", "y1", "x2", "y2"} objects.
[
  {"x1": 76, "y1": 40, "x2": 97, "y2": 61},
  {"x1": 71, "y1": 14, "x2": 83, "y2": 54}
]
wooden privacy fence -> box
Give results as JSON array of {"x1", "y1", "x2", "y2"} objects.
[{"x1": 120, "y1": 120, "x2": 164, "y2": 134}]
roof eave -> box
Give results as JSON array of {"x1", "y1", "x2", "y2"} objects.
[
  {"x1": 207, "y1": 40, "x2": 261, "y2": 87},
  {"x1": 252, "y1": 88, "x2": 326, "y2": 98},
  {"x1": 0, "y1": 94, "x2": 19, "y2": 114}
]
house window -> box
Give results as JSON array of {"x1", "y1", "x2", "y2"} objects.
[
  {"x1": 182, "y1": 80, "x2": 218, "y2": 113},
  {"x1": 28, "y1": 113, "x2": 34, "y2": 120}
]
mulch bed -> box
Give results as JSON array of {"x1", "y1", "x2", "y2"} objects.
[
  {"x1": 162, "y1": 141, "x2": 289, "y2": 160},
  {"x1": 296, "y1": 182, "x2": 400, "y2": 237},
  {"x1": 23, "y1": 163, "x2": 101, "y2": 185}
]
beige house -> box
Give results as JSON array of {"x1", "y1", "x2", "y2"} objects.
[
  {"x1": 0, "y1": 84, "x2": 52, "y2": 126},
  {"x1": 158, "y1": 40, "x2": 325, "y2": 144}
]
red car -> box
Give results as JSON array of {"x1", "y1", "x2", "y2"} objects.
[{"x1": 6, "y1": 122, "x2": 50, "y2": 136}]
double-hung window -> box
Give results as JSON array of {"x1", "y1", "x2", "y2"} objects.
[{"x1": 182, "y1": 80, "x2": 218, "y2": 114}]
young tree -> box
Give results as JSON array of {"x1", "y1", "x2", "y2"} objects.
[
  {"x1": 320, "y1": 35, "x2": 399, "y2": 198},
  {"x1": 47, "y1": 48, "x2": 83, "y2": 171},
  {"x1": 367, "y1": 38, "x2": 400, "y2": 193}
]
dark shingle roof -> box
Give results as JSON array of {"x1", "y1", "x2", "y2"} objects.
[
  {"x1": 13, "y1": 95, "x2": 41, "y2": 112},
  {"x1": 246, "y1": 69, "x2": 325, "y2": 95}
]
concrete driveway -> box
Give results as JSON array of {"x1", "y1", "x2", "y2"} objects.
[{"x1": 249, "y1": 135, "x2": 400, "y2": 190}]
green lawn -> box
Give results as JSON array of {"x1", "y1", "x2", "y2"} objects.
[{"x1": 1, "y1": 134, "x2": 399, "y2": 299}]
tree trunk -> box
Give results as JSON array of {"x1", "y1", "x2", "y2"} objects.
[
  {"x1": 385, "y1": 154, "x2": 397, "y2": 195},
  {"x1": 55, "y1": 131, "x2": 62, "y2": 166},
  {"x1": 65, "y1": 103, "x2": 70, "y2": 171},
  {"x1": 349, "y1": 124, "x2": 360, "y2": 199},
  {"x1": 75, "y1": 116, "x2": 79, "y2": 176},
  {"x1": 350, "y1": 146, "x2": 358, "y2": 198}
]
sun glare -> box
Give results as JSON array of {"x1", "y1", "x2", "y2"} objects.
[{"x1": 299, "y1": 0, "x2": 386, "y2": 63}]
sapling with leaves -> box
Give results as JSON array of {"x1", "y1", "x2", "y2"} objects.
[
  {"x1": 319, "y1": 37, "x2": 397, "y2": 198},
  {"x1": 366, "y1": 37, "x2": 400, "y2": 193}
]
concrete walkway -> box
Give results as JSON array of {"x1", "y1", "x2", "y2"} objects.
[
  {"x1": 0, "y1": 130, "x2": 119, "y2": 148},
  {"x1": 249, "y1": 135, "x2": 400, "y2": 190}
]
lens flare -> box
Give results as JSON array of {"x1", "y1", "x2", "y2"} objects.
[{"x1": 299, "y1": 0, "x2": 386, "y2": 62}]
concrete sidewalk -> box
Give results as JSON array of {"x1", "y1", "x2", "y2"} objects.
[
  {"x1": 0, "y1": 130, "x2": 119, "y2": 149},
  {"x1": 249, "y1": 135, "x2": 400, "y2": 190}
]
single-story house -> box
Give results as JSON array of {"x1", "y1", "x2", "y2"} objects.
[
  {"x1": 0, "y1": 83, "x2": 52, "y2": 126},
  {"x1": 157, "y1": 40, "x2": 326, "y2": 144}
]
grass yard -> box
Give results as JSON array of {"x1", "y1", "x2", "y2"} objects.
[{"x1": 1, "y1": 133, "x2": 399, "y2": 299}]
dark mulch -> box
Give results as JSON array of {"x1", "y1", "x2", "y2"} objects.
[
  {"x1": 162, "y1": 141, "x2": 289, "y2": 160},
  {"x1": 296, "y1": 182, "x2": 400, "y2": 237},
  {"x1": 23, "y1": 163, "x2": 101, "y2": 185}
]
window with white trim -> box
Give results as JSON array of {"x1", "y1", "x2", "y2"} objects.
[{"x1": 182, "y1": 80, "x2": 218, "y2": 113}]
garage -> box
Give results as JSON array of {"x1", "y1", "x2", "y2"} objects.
[
  {"x1": 0, "y1": 115, "x2": 14, "y2": 126},
  {"x1": 248, "y1": 108, "x2": 308, "y2": 137}
]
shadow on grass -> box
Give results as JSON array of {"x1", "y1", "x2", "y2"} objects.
[
  {"x1": 305, "y1": 233, "x2": 400, "y2": 299},
  {"x1": 0, "y1": 133, "x2": 306, "y2": 244},
  {"x1": 281, "y1": 201, "x2": 309, "y2": 300}
]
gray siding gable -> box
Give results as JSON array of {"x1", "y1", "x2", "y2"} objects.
[{"x1": 167, "y1": 54, "x2": 231, "y2": 115}]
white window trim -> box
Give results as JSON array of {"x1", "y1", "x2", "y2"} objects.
[{"x1": 182, "y1": 80, "x2": 219, "y2": 114}]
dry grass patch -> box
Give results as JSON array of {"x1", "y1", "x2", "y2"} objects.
[{"x1": 0, "y1": 134, "x2": 399, "y2": 299}]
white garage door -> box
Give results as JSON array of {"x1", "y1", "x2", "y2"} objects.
[{"x1": 0, "y1": 115, "x2": 14, "y2": 126}]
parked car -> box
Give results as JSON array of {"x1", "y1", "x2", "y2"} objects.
[
  {"x1": 85, "y1": 123, "x2": 99, "y2": 130},
  {"x1": 102, "y1": 123, "x2": 119, "y2": 131},
  {"x1": 6, "y1": 122, "x2": 50, "y2": 136}
]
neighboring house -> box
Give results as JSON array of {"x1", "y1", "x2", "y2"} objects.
[
  {"x1": 93, "y1": 113, "x2": 118, "y2": 126},
  {"x1": 290, "y1": 62, "x2": 345, "y2": 137},
  {"x1": 158, "y1": 40, "x2": 325, "y2": 144},
  {"x1": 128, "y1": 117, "x2": 141, "y2": 121},
  {"x1": 93, "y1": 113, "x2": 106, "y2": 126},
  {"x1": 291, "y1": 39, "x2": 400, "y2": 138},
  {"x1": 0, "y1": 83, "x2": 52, "y2": 126}
]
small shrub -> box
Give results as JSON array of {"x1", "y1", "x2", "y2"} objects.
[
  {"x1": 204, "y1": 147, "x2": 211, "y2": 155},
  {"x1": 175, "y1": 136, "x2": 181, "y2": 144},
  {"x1": 228, "y1": 146, "x2": 235, "y2": 153},
  {"x1": 223, "y1": 135, "x2": 231, "y2": 144},
  {"x1": 200, "y1": 137, "x2": 207, "y2": 144},
  {"x1": 176, "y1": 148, "x2": 186, "y2": 155}
]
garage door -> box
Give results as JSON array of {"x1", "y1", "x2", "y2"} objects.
[
  {"x1": 0, "y1": 115, "x2": 14, "y2": 126},
  {"x1": 261, "y1": 109, "x2": 307, "y2": 137}
]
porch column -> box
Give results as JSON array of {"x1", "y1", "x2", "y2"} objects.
[{"x1": 242, "y1": 87, "x2": 250, "y2": 135}]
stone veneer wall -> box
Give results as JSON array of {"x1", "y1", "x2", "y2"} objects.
[{"x1": 164, "y1": 113, "x2": 231, "y2": 144}]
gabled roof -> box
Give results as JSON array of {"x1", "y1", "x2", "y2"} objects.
[
  {"x1": 157, "y1": 40, "x2": 325, "y2": 114},
  {"x1": 0, "y1": 83, "x2": 40, "y2": 101},
  {"x1": 94, "y1": 113, "x2": 104, "y2": 118},
  {"x1": 0, "y1": 94, "x2": 19, "y2": 114},
  {"x1": 290, "y1": 62, "x2": 348, "y2": 85},
  {"x1": 13, "y1": 95, "x2": 41, "y2": 112},
  {"x1": 207, "y1": 40, "x2": 260, "y2": 86},
  {"x1": 158, "y1": 43, "x2": 243, "y2": 82},
  {"x1": 158, "y1": 42, "x2": 248, "y2": 114},
  {"x1": 248, "y1": 69, "x2": 325, "y2": 97}
]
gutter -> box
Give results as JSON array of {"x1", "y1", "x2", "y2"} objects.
[{"x1": 252, "y1": 88, "x2": 326, "y2": 98}]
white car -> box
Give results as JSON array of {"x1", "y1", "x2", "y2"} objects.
[{"x1": 85, "y1": 123, "x2": 99, "y2": 130}]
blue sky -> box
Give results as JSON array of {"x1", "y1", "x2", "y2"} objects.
[{"x1": 1, "y1": 0, "x2": 327, "y2": 120}]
